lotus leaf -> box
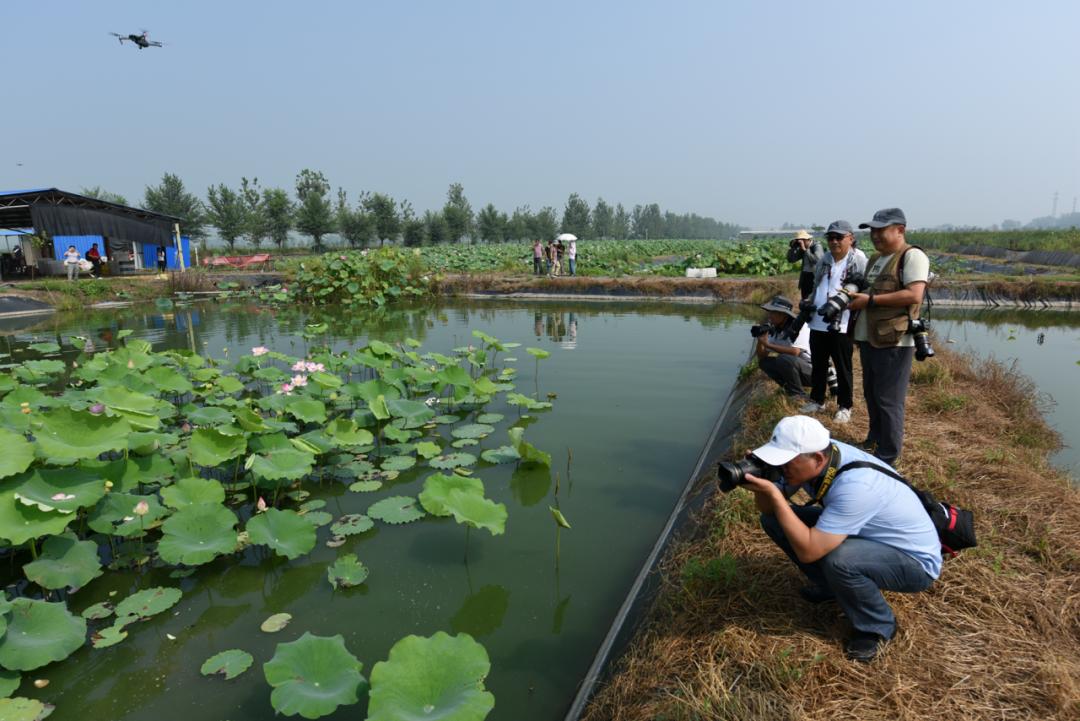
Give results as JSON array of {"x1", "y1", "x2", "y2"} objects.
[
  {"x1": 419, "y1": 474, "x2": 484, "y2": 517},
  {"x1": 292, "y1": 432, "x2": 332, "y2": 454},
  {"x1": 23, "y1": 533, "x2": 103, "y2": 590},
  {"x1": 0, "y1": 598, "x2": 87, "y2": 671},
  {"x1": 87, "y1": 493, "x2": 167, "y2": 538},
  {"x1": 32, "y1": 407, "x2": 131, "y2": 462},
  {"x1": 161, "y1": 477, "x2": 225, "y2": 509},
  {"x1": 80, "y1": 602, "x2": 114, "y2": 621},
  {"x1": 144, "y1": 366, "x2": 194, "y2": 394},
  {"x1": 367, "y1": 496, "x2": 425, "y2": 525},
  {"x1": 479, "y1": 446, "x2": 520, "y2": 465},
  {"x1": 368, "y1": 394, "x2": 390, "y2": 421},
  {"x1": 98, "y1": 454, "x2": 176, "y2": 493},
  {"x1": 0, "y1": 669, "x2": 19, "y2": 698},
  {"x1": 451, "y1": 424, "x2": 495, "y2": 440},
  {"x1": 450, "y1": 585, "x2": 510, "y2": 638},
  {"x1": 246, "y1": 509, "x2": 316, "y2": 560},
  {"x1": 214, "y1": 376, "x2": 245, "y2": 395},
  {"x1": 188, "y1": 428, "x2": 246, "y2": 468},
  {"x1": 157, "y1": 503, "x2": 238, "y2": 566},
  {"x1": 308, "y1": 371, "x2": 342, "y2": 389},
  {"x1": 367, "y1": 631, "x2": 493, "y2": 721},
  {"x1": 253, "y1": 366, "x2": 289, "y2": 383},
  {"x1": 90, "y1": 623, "x2": 128, "y2": 649},
  {"x1": 549, "y1": 506, "x2": 572, "y2": 529},
  {"x1": 381, "y1": 425, "x2": 414, "y2": 443},
  {"x1": 200, "y1": 649, "x2": 254, "y2": 680},
  {"x1": 0, "y1": 490, "x2": 75, "y2": 545},
  {"x1": 0, "y1": 430, "x2": 33, "y2": 480},
  {"x1": 508, "y1": 427, "x2": 551, "y2": 467},
  {"x1": 348, "y1": 480, "x2": 382, "y2": 493},
  {"x1": 115, "y1": 586, "x2": 182, "y2": 619},
  {"x1": 327, "y1": 554, "x2": 369, "y2": 589},
  {"x1": 264, "y1": 633, "x2": 366, "y2": 720},
  {"x1": 27, "y1": 342, "x2": 61, "y2": 354},
  {"x1": 301, "y1": 511, "x2": 333, "y2": 528},
  {"x1": 260, "y1": 612, "x2": 292, "y2": 632},
  {"x1": 18, "y1": 360, "x2": 65, "y2": 378},
  {"x1": 0, "y1": 697, "x2": 52, "y2": 721},
  {"x1": 186, "y1": 406, "x2": 234, "y2": 426},
  {"x1": 433, "y1": 414, "x2": 460, "y2": 425},
  {"x1": 299, "y1": 499, "x2": 326, "y2": 512},
  {"x1": 329, "y1": 514, "x2": 373, "y2": 537},
  {"x1": 9, "y1": 466, "x2": 106, "y2": 514},
  {"x1": 248, "y1": 432, "x2": 293, "y2": 454},
  {"x1": 380, "y1": 455, "x2": 416, "y2": 472},
  {"x1": 286, "y1": 398, "x2": 327, "y2": 424},
  {"x1": 414, "y1": 441, "x2": 441, "y2": 459},
  {"x1": 437, "y1": 365, "x2": 472, "y2": 389},
  {"x1": 443, "y1": 490, "x2": 507, "y2": 536},
  {"x1": 385, "y1": 399, "x2": 435, "y2": 429},
  {"x1": 248, "y1": 449, "x2": 315, "y2": 482},
  {"x1": 429, "y1": 453, "x2": 477, "y2": 470},
  {"x1": 88, "y1": 385, "x2": 160, "y2": 415},
  {"x1": 325, "y1": 419, "x2": 374, "y2": 448},
  {"x1": 476, "y1": 413, "x2": 504, "y2": 424},
  {"x1": 128, "y1": 431, "x2": 180, "y2": 455},
  {"x1": 451, "y1": 439, "x2": 478, "y2": 449}
]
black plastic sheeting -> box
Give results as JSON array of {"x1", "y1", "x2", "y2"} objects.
[
  {"x1": 31, "y1": 205, "x2": 172, "y2": 245},
  {"x1": 562, "y1": 355, "x2": 755, "y2": 721}
]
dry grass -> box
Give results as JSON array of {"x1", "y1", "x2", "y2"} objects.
[{"x1": 583, "y1": 345, "x2": 1080, "y2": 721}]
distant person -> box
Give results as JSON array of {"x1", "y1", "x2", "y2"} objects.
[
  {"x1": 787, "y1": 230, "x2": 823, "y2": 300},
  {"x1": 157, "y1": 246, "x2": 167, "y2": 272},
  {"x1": 567, "y1": 238, "x2": 577, "y2": 276},
  {"x1": 63, "y1": 245, "x2": 81, "y2": 281},
  {"x1": 546, "y1": 239, "x2": 555, "y2": 276},
  {"x1": 549, "y1": 239, "x2": 562, "y2": 277},
  {"x1": 11, "y1": 245, "x2": 24, "y2": 274},
  {"x1": 532, "y1": 239, "x2": 544, "y2": 276},
  {"x1": 754, "y1": 295, "x2": 812, "y2": 398},
  {"x1": 85, "y1": 243, "x2": 102, "y2": 278}
]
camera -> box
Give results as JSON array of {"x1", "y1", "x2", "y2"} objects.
[
  {"x1": 818, "y1": 271, "x2": 868, "y2": 330},
  {"x1": 909, "y1": 318, "x2": 935, "y2": 361},
  {"x1": 750, "y1": 323, "x2": 772, "y2": 338},
  {"x1": 781, "y1": 299, "x2": 817, "y2": 342},
  {"x1": 716, "y1": 454, "x2": 781, "y2": 493}
]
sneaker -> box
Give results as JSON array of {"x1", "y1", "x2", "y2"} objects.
[
  {"x1": 799, "y1": 401, "x2": 826, "y2": 414},
  {"x1": 845, "y1": 629, "x2": 895, "y2": 663},
  {"x1": 798, "y1": 585, "x2": 835, "y2": 604},
  {"x1": 833, "y1": 408, "x2": 852, "y2": 424}
]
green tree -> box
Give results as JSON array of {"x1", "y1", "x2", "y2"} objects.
[
  {"x1": 400, "y1": 200, "x2": 425, "y2": 247},
  {"x1": 632, "y1": 203, "x2": 663, "y2": 239},
  {"x1": 612, "y1": 203, "x2": 630, "y2": 239},
  {"x1": 144, "y1": 173, "x2": 206, "y2": 239},
  {"x1": 498, "y1": 211, "x2": 513, "y2": 242},
  {"x1": 424, "y1": 210, "x2": 450, "y2": 244},
  {"x1": 206, "y1": 183, "x2": 248, "y2": 252},
  {"x1": 507, "y1": 206, "x2": 532, "y2": 241},
  {"x1": 262, "y1": 188, "x2": 293, "y2": 250},
  {"x1": 561, "y1": 193, "x2": 591, "y2": 238},
  {"x1": 294, "y1": 169, "x2": 335, "y2": 250},
  {"x1": 476, "y1": 203, "x2": 505, "y2": 243},
  {"x1": 529, "y1": 206, "x2": 558, "y2": 241},
  {"x1": 240, "y1": 177, "x2": 267, "y2": 248},
  {"x1": 362, "y1": 192, "x2": 401, "y2": 246},
  {"x1": 80, "y1": 186, "x2": 129, "y2": 206},
  {"x1": 591, "y1": 197, "x2": 613, "y2": 239},
  {"x1": 336, "y1": 189, "x2": 373, "y2": 249},
  {"x1": 442, "y1": 183, "x2": 473, "y2": 243}
]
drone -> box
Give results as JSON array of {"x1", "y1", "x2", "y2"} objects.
[{"x1": 109, "y1": 30, "x2": 164, "y2": 49}]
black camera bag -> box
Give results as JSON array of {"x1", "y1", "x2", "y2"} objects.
[{"x1": 834, "y1": 461, "x2": 977, "y2": 557}]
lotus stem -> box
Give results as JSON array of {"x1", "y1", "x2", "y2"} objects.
[
  {"x1": 27, "y1": 539, "x2": 37, "y2": 560},
  {"x1": 554, "y1": 471, "x2": 560, "y2": 498}
]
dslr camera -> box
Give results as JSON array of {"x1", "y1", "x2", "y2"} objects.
[
  {"x1": 909, "y1": 318, "x2": 935, "y2": 361},
  {"x1": 818, "y1": 270, "x2": 868, "y2": 331},
  {"x1": 781, "y1": 299, "x2": 817, "y2": 342},
  {"x1": 749, "y1": 323, "x2": 772, "y2": 338},
  {"x1": 716, "y1": 453, "x2": 782, "y2": 493}
]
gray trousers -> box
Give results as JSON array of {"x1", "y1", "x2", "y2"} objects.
[
  {"x1": 858, "y1": 343, "x2": 914, "y2": 465},
  {"x1": 759, "y1": 352, "x2": 811, "y2": 397}
]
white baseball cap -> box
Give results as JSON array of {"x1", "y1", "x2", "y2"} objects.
[{"x1": 751, "y1": 415, "x2": 831, "y2": 466}]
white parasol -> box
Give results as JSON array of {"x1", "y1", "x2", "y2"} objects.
[{"x1": 555, "y1": 233, "x2": 577, "y2": 241}]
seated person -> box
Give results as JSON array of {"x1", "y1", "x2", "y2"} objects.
[
  {"x1": 754, "y1": 295, "x2": 812, "y2": 398},
  {"x1": 741, "y1": 415, "x2": 942, "y2": 662}
]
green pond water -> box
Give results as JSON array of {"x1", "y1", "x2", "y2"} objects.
[{"x1": 0, "y1": 299, "x2": 755, "y2": 721}]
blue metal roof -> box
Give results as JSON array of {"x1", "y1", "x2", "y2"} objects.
[{"x1": 0, "y1": 188, "x2": 55, "y2": 196}]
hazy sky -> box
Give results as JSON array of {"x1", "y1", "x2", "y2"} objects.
[{"x1": 4, "y1": 1, "x2": 1079, "y2": 229}]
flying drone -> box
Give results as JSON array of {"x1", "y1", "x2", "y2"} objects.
[{"x1": 109, "y1": 30, "x2": 164, "y2": 49}]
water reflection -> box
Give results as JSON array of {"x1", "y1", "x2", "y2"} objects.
[
  {"x1": 533, "y1": 312, "x2": 578, "y2": 349},
  {"x1": 450, "y1": 584, "x2": 510, "y2": 637}
]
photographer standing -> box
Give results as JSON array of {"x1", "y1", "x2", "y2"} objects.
[
  {"x1": 754, "y1": 295, "x2": 812, "y2": 399},
  {"x1": 847, "y1": 208, "x2": 929, "y2": 465},
  {"x1": 799, "y1": 221, "x2": 867, "y2": 424},
  {"x1": 787, "y1": 229, "x2": 823, "y2": 300},
  {"x1": 741, "y1": 415, "x2": 941, "y2": 662}
]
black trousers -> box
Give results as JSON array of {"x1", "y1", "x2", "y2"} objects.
[
  {"x1": 798, "y1": 272, "x2": 815, "y2": 300},
  {"x1": 809, "y1": 329, "x2": 854, "y2": 409},
  {"x1": 858, "y1": 343, "x2": 914, "y2": 465},
  {"x1": 759, "y1": 353, "x2": 811, "y2": 397}
]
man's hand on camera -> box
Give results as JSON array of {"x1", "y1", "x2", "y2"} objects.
[
  {"x1": 742, "y1": 473, "x2": 783, "y2": 514},
  {"x1": 848, "y1": 292, "x2": 870, "y2": 311}
]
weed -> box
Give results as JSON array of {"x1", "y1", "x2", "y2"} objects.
[{"x1": 681, "y1": 553, "x2": 740, "y2": 592}]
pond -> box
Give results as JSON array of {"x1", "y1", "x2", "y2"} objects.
[
  {"x1": 933, "y1": 308, "x2": 1080, "y2": 477},
  {"x1": 0, "y1": 298, "x2": 755, "y2": 721}
]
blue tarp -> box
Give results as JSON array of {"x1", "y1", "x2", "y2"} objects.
[{"x1": 53, "y1": 235, "x2": 191, "y2": 270}]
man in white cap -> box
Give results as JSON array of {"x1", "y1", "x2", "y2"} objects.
[{"x1": 741, "y1": 415, "x2": 942, "y2": 662}]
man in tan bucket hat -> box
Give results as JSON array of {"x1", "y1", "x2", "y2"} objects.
[{"x1": 787, "y1": 229, "x2": 823, "y2": 300}]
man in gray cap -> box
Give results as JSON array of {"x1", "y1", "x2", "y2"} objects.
[
  {"x1": 786, "y1": 229, "x2": 823, "y2": 300},
  {"x1": 846, "y1": 208, "x2": 930, "y2": 465},
  {"x1": 754, "y1": 295, "x2": 812, "y2": 398}
]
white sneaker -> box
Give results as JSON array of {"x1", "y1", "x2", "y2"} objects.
[
  {"x1": 799, "y1": 401, "x2": 826, "y2": 414},
  {"x1": 833, "y1": 408, "x2": 852, "y2": 424}
]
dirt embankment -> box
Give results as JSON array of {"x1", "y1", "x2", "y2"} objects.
[{"x1": 581, "y1": 347, "x2": 1080, "y2": 721}]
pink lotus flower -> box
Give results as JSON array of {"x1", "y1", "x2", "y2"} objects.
[
  {"x1": 339, "y1": 255, "x2": 347, "y2": 261},
  {"x1": 89, "y1": 403, "x2": 105, "y2": 415},
  {"x1": 257, "y1": 497, "x2": 268, "y2": 512},
  {"x1": 279, "y1": 382, "x2": 294, "y2": 395},
  {"x1": 133, "y1": 501, "x2": 150, "y2": 516},
  {"x1": 304, "y1": 362, "x2": 325, "y2": 373},
  {"x1": 291, "y1": 374, "x2": 308, "y2": 387},
  {"x1": 291, "y1": 360, "x2": 307, "y2": 371},
  {"x1": 252, "y1": 346, "x2": 269, "y2": 357}
]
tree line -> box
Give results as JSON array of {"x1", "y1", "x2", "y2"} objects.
[{"x1": 82, "y1": 173, "x2": 742, "y2": 252}]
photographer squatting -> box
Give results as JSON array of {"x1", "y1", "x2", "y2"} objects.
[{"x1": 735, "y1": 415, "x2": 942, "y2": 662}]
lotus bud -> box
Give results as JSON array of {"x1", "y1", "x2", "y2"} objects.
[
  {"x1": 104, "y1": 480, "x2": 114, "y2": 490},
  {"x1": 127, "y1": 359, "x2": 135, "y2": 369},
  {"x1": 33, "y1": 679, "x2": 48, "y2": 689},
  {"x1": 89, "y1": 403, "x2": 105, "y2": 415},
  {"x1": 133, "y1": 501, "x2": 150, "y2": 516},
  {"x1": 20, "y1": 402, "x2": 30, "y2": 415},
  {"x1": 256, "y1": 497, "x2": 268, "y2": 513},
  {"x1": 72, "y1": 361, "x2": 79, "y2": 368},
  {"x1": 181, "y1": 423, "x2": 192, "y2": 433}
]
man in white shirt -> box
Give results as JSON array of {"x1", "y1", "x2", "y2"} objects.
[{"x1": 755, "y1": 295, "x2": 812, "y2": 398}]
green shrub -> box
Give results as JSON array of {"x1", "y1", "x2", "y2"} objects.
[{"x1": 293, "y1": 247, "x2": 430, "y2": 307}]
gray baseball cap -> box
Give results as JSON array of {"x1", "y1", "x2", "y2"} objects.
[
  {"x1": 825, "y1": 220, "x2": 854, "y2": 236},
  {"x1": 858, "y1": 208, "x2": 907, "y2": 229}
]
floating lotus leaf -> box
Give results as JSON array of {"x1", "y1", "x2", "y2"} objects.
[
  {"x1": 186, "y1": 406, "x2": 234, "y2": 426},
  {"x1": 444, "y1": 490, "x2": 507, "y2": 537},
  {"x1": 260, "y1": 612, "x2": 292, "y2": 633},
  {"x1": 87, "y1": 493, "x2": 167, "y2": 538},
  {"x1": 0, "y1": 598, "x2": 87, "y2": 671},
  {"x1": 327, "y1": 554, "x2": 369, "y2": 589},
  {"x1": 429, "y1": 453, "x2": 477, "y2": 471},
  {"x1": 161, "y1": 477, "x2": 225, "y2": 509},
  {"x1": 246, "y1": 509, "x2": 316, "y2": 560},
  {"x1": 263, "y1": 633, "x2": 367, "y2": 719},
  {"x1": 32, "y1": 407, "x2": 131, "y2": 462},
  {"x1": 80, "y1": 602, "x2": 114, "y2": 621},
  {"x1": 505, "y1": 392, "x2": 551, "y2": 411},
  {"x1": 98, "y1": 454, "x2": 176, "y2": 493},
  {"x1": 451, "y1": 424, "x2": 495, "y2": 440},
  {"x1": 144, "y1": 366, "x2": 194, "y2": 394},
  {"x1": 188, "y1": 428, "x2": 246, "y2": 468},
  {"x1": 325, "y1": 419, "x2": 374, "y2": 448},
  {"x1": 308, "y1": 371, "x2": 342, "y2": 389},
  {"x1": 286, "y1": 397, "x2": 327, "y2": 424},
  {"x1": 414, "y1": 441, "x2": 441, "y2": 459},
  {"x1": 433, "y1": 414, "x2": 460, "y2": 425},
  {"x1": 201, "y1": 649, "x2": 254, "y2": 680},
  {"x1": 325, "y1": 536, "x2": 346, "y2": 548},
  {"x1": 18, "y1": 359, "x2": 65, "y2": 378},
  {"x1": 348, "y1": 480, "x2": 382, "y2": 493},
  {"x1": 0, "y1": 429, "x2": 33, "y2": 480},
  {"x1": 27, "y1": 342, "x2": 61, "y2": 354},
  {"x1": 367, "y1": 631, "x2": 494, "y2": 721},
  {"x1": 157, "y1": 503, "x2": 238, "y2": 566},
  {"x1": 10, "y1": 466, "x2": 106, "y2": 514},
  {"x1": 381, "y1": 425, "x2": 413, "y2": 443},
  {"x1": 380, "y1": 455, "x2": 416, "y2": 472},
  {"x1": 301, "y1": 511, "x2": 333, "y2": 528},
  {"x1": 23, "y1": 533, "x2": 103, "y2": 590},
  {"x1": 213, "y1": 376, "x2": 245, "y2": 395},
  {"x1": 248, "y1": 432, "x2": 293, "y2": 454},
  {"x1": 476, "y1": 413, "x2": 504, "y2": 424},
  {"x1": 248, "y1": 449, "x2": 315, "y2": 482},
  {"x1": 508, "y1": 427, "x2": 551, "y2": 467},
  {"x1": 451, "y1": 439, "x2": 478, "y2": 449},
  {"x1": 299, "y1": 499, "x2": 326, "y2": 512},
  {"x1": 0, "y1": 697, "x2": 53, "y2": 721},
  {"x1": 90, "y1": 623, "x2": 128, "y2": 649},
  {"x1": 385, "y1": 399, "x2": 435, "y2": 429},
  {"x1": 330, "y1": 514, "x2": 373, "y2": 537},
  {"x1": 0, "y1": 669, "x2": 19, "y2": 698},
  {"x1": 115, "y1": 586, "x2": 182, "y2": 619},
  {"x1": 480, "y1": 446, "x2": 520, "y2": 465},
  {"x1": 419, "y1": 474, "x2": 484, "y2": 517},
  {"x1": 0, "y1": 490, "x2": 75, "y2": 545},
  {"x1": 367, "y1": 496, "x2": 425, "y2": 525},
  {"x1": 127, "y1": 431, "x2": 180, "y2": 455},
  {"x1": 292, "y1": 432, "x2": 332, "y2": 455}
]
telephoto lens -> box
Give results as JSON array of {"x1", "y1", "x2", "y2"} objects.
[
  {"x1": 910, "y1": 319, "x2": 935, "y2": 361},
  {"x1": 782, "y1": 300, "x2": 816, "y2": 342},
  {"x1": 716, "y1": 455, "x2": 781, "y2": 493}
]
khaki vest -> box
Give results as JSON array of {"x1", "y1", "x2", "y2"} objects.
[{"x1": 864, "y1": 243, "x2": 921, "y2": 348}]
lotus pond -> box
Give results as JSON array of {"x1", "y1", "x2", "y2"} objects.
[{"x1": 0, "y1": 298, "x2": 754, "y2": 721}]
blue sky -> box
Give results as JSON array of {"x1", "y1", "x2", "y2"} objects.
[{"x1": 3, "y1": 1, "x2": 1078, "y2": 228}]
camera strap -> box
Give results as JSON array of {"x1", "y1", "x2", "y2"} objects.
[{"x1": 803, "y1": 444, "x2": 842, "y2": 505}]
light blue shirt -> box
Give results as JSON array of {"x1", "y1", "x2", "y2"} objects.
[{"x1": 788, "y1": 442, "x2": 943, "y2": 579}]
